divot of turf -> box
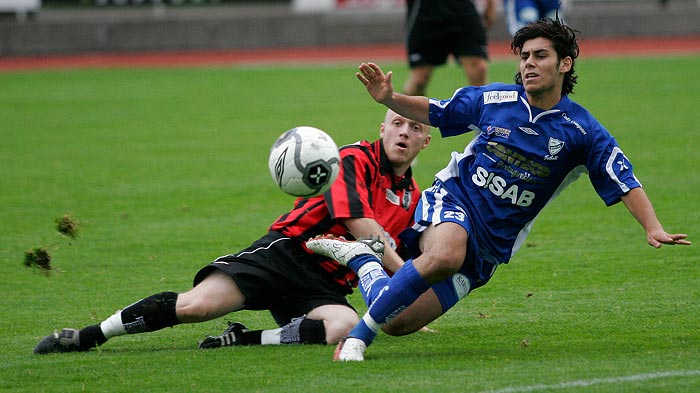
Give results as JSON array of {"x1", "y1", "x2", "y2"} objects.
[
  {"x1": 55, "y1": 213, "x2": 80, "y2": 239},
  {"x1": 23, "y1": 247, "x2": 52, "y2": 272}
]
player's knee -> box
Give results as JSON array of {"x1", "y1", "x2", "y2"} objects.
[
  {"x1": 417, "y1": 252, "x2": 463, "y2": 282},
  {"x1": 324, "y1": 314, "x2": 359, "y2": 344},
  {"x1": 175, "y1": 294, "x2": 223, "y2": 322},
  {"x1": 177, "y1": 271, "x2": 243, "y2": 322}
]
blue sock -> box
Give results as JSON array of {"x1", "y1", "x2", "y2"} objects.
[
  {"x1": 348, "y1": 260, "x2": 430, "y2": 346},
  {"x1": 348, "y1": 254, "x2": 390, "y2": 306},
  {"x1": 347, "y1": 318, "x2": 377, "y2": 345}
]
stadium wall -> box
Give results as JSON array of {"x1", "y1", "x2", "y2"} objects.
[{"x1": 0, "y1": 0, "x2": 699, "y2": 56}]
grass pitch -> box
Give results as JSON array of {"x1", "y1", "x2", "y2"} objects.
[{"x1": 0, "y1": 55, "x2": 698, "y2": 392}]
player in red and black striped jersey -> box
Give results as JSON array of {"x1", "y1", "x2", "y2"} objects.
[
  {"x1": 34, "y1": 109, "x2": 432, "y2": 355},
  {"x1": 269, "y1": 136, "x2": 427, "y2": 293}
]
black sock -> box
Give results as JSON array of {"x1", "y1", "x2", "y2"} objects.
[
  {"x1": 297, "y1": 318, "x2": 326, "y2": 344},
  {"x1": 236, "y1": 318, "x2": 326, "y2": 345},
  {"x1": 236, "y1": 330, "x2": 263, "y2": 346},
  {"x1": 280, "y1": 317, "x2": 326, "y2": 344},
  {"x1": 78, "y1": 324, "x2": 108, "y2": 350}
]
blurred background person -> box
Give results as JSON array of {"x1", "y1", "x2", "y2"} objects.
[
  {"x1": 403, "y1": 0, "x2": 497, "y2": 96},
  {"x1": 503, "y1": 0, "x2": 566, "y2": 36}
]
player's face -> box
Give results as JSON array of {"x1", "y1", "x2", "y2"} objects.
[
  {"x1": 518, "y1": 37, "x2": 572, "y2": 106},
  {"x1": 380, "y1": 112, "x2": 431, "y2": 174}
]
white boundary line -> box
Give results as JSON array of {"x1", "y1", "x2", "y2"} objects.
[{"x1": 482, "y1": 370, "x2": 700, "y2": 393}]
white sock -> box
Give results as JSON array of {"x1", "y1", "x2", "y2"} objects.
[
  {"x1": 260, "y1": 328, "x2": 282, "y2": 345},
  {"x1": 100, "y1": 310, "x2": 127, "y2": 339}
]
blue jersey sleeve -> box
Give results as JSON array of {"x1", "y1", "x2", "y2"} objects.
[
  {"x1": 428, "y1": 86, "x2": 483, "y2": 137},
  {"x1": 585, "y1": 122, "x2": 642, "y2": 206}
]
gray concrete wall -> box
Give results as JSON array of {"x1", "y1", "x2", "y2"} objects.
[{"x1": 1, "y1": 1, "x2": 698, "y2": 56}]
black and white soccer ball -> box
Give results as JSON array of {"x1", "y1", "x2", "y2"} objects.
[{"x1": 268, "y1": 126, "x2": 340, "y2": 197}]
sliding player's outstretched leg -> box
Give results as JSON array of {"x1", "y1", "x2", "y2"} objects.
[{"x1": 34, "y1": 291, "x2": 181, "y2": 354}]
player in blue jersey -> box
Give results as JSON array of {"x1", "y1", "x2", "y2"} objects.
[
  {"x1": 503, "y1": 0, "x2": 565, "y2": 37},
  {"x1": 307, "y1": 17, "x2": 691, "y2": 361}
]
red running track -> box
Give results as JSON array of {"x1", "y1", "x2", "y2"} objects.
[{"x1": 0, "y1": 36, "x2": 698, "y2": 72}]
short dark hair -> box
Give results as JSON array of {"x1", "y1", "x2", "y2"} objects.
[{"x1": 511, "y1": 17, "x2": 580, "y2": 96}]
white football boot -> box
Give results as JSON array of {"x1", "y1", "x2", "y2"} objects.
[
  {"x1": 306, "y1": 235, "x2": 384, "y2": 266},
  {"x1": 333, "y1": 337, "x2": 367, "y2": 361}
]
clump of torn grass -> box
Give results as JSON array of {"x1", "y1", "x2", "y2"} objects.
[
  {"x1": 23, "y1": 213, "x2": 81, "y2": 274},
  {"x1": 23, "y1": 247, "x2": 52, "y2": 273},
  {"x1": 55, "y1": 213, "x2": 80, "y2": 239}
]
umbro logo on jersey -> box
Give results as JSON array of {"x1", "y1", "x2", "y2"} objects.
[
  {"x1": 518, "y1": 126, "x2": 539, "y2": 136},
  {"x1": 483, "y1": 91, "x2": 518, "y2": 104}
]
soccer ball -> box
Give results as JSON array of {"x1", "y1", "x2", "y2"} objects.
[{"x1": 268, "y1": 126, "x2": 340, "y2": 197}]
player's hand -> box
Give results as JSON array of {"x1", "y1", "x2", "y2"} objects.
[
  {"x1": 647, "y1": 230, "x2": 691, "y2": 248},
  {"x1": 356, "y1": 62, "x2": 394, "y2": 105}
]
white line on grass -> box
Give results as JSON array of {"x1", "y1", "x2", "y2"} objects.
[{"x1": 482, "y1": 370, "x2": 700, "y2": 393}]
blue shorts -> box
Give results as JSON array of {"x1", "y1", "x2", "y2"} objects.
[{"x1": 399, "y1": 180, "x2": 497, "y2": 313}]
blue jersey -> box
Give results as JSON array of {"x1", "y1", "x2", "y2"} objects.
[{"x1": 426, "y1": 83, "x2": 641, "y2": 264}]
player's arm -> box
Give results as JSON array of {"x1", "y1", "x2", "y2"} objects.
[
  {"x1": 356, "y1": 62, "x2": 431, "y2": 125},
  {"x1": 340, "y1": 217, "x2": 405, "y2": 274},
  {"x1": 621, "y1": 187, "x2": 691, "y2": 247}
]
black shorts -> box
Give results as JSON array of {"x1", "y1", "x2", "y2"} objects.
[
  {"x1": 193, "y1": 231, "x2": 354, "y2": 326},
  {"x1": 406, "y1": 11, "x2": 488, "y2": 67}
]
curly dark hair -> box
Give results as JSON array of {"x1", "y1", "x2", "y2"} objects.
[{"x1": 511, "y1": 17, "x2": 580, "y2": 96}]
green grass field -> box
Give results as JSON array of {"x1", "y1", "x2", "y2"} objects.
[{"x1": 1, "y1": 55, "x2": 698, "y2": 392}]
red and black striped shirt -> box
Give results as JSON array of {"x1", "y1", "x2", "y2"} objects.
[{"x1": 269, "y1": 139, "x2": 421, "y2": 293}]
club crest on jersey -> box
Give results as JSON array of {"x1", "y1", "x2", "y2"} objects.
[
  {"x1": 483, "y1": 91, "x2": 518, "y2": 104},
  {"x1": 545, "y1": 137, "x2": 564, "y2": 160},
  {"x1": 386, "y1": 188, "x2": 412, "y2": 210}
]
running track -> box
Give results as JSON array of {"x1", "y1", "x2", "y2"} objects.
[{"x1": 0, "y1": 36, "x2": 698, "y2": 71}]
